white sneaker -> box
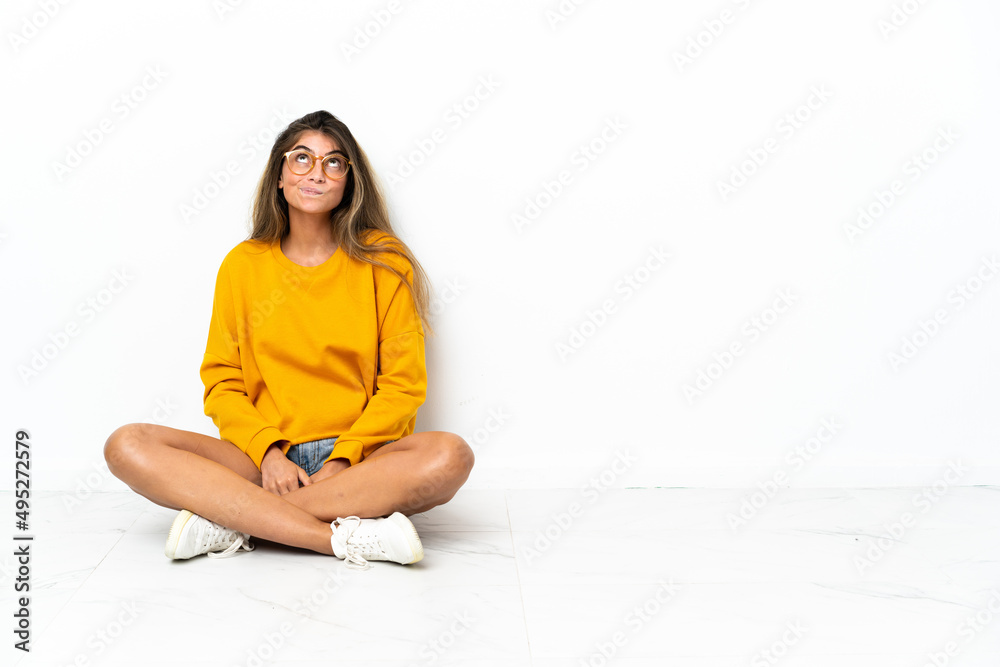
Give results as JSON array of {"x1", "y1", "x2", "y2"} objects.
[
  {"x1": 165, "y1": 509, "x2": 255, "y2": 560},
  {"x1": 330, "y1": 512, "x2": 424, "y2": 570}
]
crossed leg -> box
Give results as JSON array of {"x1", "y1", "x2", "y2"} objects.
[{"x1": 103, "y1": 424, "x2": 474, "y2": 556}]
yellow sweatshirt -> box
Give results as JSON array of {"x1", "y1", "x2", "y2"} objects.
[{"x1": 200, "y1": 230, "x2": 426, "y2": 470}]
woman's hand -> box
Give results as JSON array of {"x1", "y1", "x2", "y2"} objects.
[
  {"x1": 310, "y1": 457, "x2": 350, "y2": 485},
  {"x1": 260, "y1": 442, "x2": 312, "y2": 495}
]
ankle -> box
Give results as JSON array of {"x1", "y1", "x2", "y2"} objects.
[{"x1": 316, "y1": 524, "x2": 336, "y2": 556}]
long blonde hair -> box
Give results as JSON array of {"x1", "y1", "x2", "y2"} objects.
[{"x1": 247, "y1": 110, "x2": 435, "y2": 336}]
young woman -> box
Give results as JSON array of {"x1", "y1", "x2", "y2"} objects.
[{"x1": 104, "y1": 110, "x2": 474, "y2": 570}]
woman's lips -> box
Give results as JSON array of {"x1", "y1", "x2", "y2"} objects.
[{"x1": 301, "y1": 188, "x2": 323, "y2": 195}]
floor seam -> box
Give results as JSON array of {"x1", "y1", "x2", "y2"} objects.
[{"x1": 505, "y1": 489, "x2": 534, "y2": 664}]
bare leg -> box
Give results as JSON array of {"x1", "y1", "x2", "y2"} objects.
[
  {"x1": 104, "y1": 424, "x2": 336, "y2": 554},
  {"x1": 103, "y1": 424, "x2": 474, "y2": 554},
  {"x1": 280, "y1": 431, "x2": 476, "y2": 522}
]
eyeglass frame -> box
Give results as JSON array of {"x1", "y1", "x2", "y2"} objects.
[{"x1": 282, "y1": 149, "x2": 352, "y2": 180}]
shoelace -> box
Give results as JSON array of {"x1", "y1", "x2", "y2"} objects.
[
  {"x1": 335, "y1": 516, "x2": 386, "y2": 571},
  {"x1": 201, "y1": 522, "x2": 255, "y2": 559}
]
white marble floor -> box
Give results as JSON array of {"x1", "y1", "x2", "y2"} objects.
[{"x1": 3, "y1": 487, "x2": 1000, "y2": 666}]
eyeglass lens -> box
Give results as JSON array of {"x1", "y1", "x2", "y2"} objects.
[{"x1": 288, "y1": 150, "x2": 348, "y2": 178}]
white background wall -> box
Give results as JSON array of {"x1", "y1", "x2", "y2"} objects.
[{"x1": 2, "y1": 0, "x2": 998, "y2": 493}]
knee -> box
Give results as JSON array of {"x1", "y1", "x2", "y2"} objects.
[
  {"x1": 426, "y1": 432, "x2": 475, "y2": 486},
  {"x1": 400, "y1": 433, "x2": 474, "y2": 513},
  {"x1": 104, "y1": 423, "x2": 156, "y2": 475}
]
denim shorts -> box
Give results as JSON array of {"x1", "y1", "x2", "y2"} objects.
[
  {"x1": 286, "y1": 436, "x2": 397, "y2": 476},
  {"x1": 285, "y1": 437, "x2": 339, "y2": 476}
]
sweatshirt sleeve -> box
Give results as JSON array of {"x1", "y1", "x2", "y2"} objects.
[
  {"x1": 327, "y1": 253, "x2": 427, "y2": 466},
  {"x1": 200, "y1": 256, "x2": 288, "y2": 470}
]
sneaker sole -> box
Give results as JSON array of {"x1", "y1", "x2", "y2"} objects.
[
  {"x1": 387, "y1": 512, "x2": 424, "y2": 564},
  {"x1": 164, "y1": 509, "x2": 195, "y2": 559}
]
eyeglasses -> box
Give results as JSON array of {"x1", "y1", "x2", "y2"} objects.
[{"x1": 283, "y1": 149, "x2": 351, "y2": 180}]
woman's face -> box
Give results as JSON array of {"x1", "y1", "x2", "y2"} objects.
[{"x1": 278, "y1": 130, "x2": 349, "y2": 215}]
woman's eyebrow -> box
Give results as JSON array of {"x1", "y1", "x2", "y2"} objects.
[{"x1": 292, "y1": 144, "x2": 346, "y2": 156}]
